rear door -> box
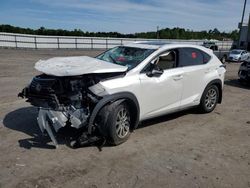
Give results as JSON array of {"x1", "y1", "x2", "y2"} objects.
[{"x1": 177, "y1": 48, "x2": 212, "y2": 108}]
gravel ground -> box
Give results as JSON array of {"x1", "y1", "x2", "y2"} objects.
[{"x1": 0, "y1": 49, "x2": 249, "y2": 188}]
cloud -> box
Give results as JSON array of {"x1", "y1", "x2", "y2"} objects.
[{"x1": 1, "y1": 0, "x2": 249, "y2": 33}]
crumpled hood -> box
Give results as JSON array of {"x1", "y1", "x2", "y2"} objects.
[{"x1": 35, "y1": 56, "x2": 128, "y2": 76}]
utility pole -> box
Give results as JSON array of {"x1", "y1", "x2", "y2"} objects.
[
  {"x1": 247, "y1": 13, "x2": 250, "y2": 50},
  {"x1": 157, "y1": 26, "x2": 159, "y2": 39},
  {"x1": 238, "y1": 0, "x2": 247, "y2": 47}
]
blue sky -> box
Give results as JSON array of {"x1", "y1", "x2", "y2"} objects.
[{"x1": 0, "y1": 0, "x2": 249, "y2": 33}]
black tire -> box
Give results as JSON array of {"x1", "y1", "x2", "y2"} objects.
[
  {"x1": 220, "y1": 56, "x2": 226, "y2": 64},
  {"x1": 97, "y1": 101, "x2": 131, "y2": 145},
  {"x1": 199, "y1": 85, "x2": 219, "y2": 113}
]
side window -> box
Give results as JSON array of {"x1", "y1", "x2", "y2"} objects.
[
  {"x1": 156, "y1": 51, "x2": 176, "y2": 70},
  {"x1": 203, "y1": 51, "x2": 211, "y2": 63},
  {"x1": 178, "y1": 48, "x2": 210, "y2": 67}
]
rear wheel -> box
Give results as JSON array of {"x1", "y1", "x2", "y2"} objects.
[
  {"x1": 199, "y1": 85, "x2": 219, "y2": 113},
  {"x1": 220, "y1": 55, "x2": 226, "y2": 64}
]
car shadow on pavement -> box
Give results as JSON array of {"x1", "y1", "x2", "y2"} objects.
[
  {"x1": 224, "y1": 79, "x2": 250, "y2": 90},
  {"x1": 3, "y1": 107, "x2": 57, "y2": 149},
  {"x1": 3, "y1": 106, "x2": 200, "y2": 150}
]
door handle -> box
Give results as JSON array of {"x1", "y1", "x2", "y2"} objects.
[{"x1": 172, "y1": 74, "x2": 183, "y2": 81}]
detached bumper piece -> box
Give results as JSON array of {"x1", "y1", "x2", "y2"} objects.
[
  {"x1": 18, "y1": 103, "x2": 105, "y2": 148},
  {"x1": 18, "y1": 75, "x2": 105, "y2": 149},
  {"x1": 37, "y1": 109, "x2": 67, "y2": 147}
]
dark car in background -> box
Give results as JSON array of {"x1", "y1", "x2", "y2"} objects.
[{"x1": 238, "y1": 60, "x2": 250, "y2": 83}]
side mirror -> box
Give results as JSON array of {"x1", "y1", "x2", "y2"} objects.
[{"x1": 146, "y1": 67, "x2": 163, "y2": 77}]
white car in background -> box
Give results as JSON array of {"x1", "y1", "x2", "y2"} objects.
[
  {"x1": 19, "y1": 42, "x2": 226, "y2": 147},
  {"x1": 228, "y1": 49, "x2": 249, "y2": 62}
]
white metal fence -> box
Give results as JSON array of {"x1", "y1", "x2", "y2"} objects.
[{"x1": 0, "y1": 32, "x2": 233, "y2": 50}]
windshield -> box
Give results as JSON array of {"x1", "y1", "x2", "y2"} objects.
[
  {"x1": 231, "y1": 50, "x2": 241, "y2": 55},
  {"x1": 96, "y1": 46, "x2": 155, "y2": 70}
]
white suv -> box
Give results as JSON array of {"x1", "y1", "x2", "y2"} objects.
[{"x1": 19, "y1": 42, "x2": 226, "y2": 147}]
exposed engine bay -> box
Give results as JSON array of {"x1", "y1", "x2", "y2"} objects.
[{"x1": 19, "y1": 72, "x2": 124, "y2": 147}]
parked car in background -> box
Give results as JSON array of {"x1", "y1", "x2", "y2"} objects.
[
  {"x1": 19, "y1": 42, "x2": 226, "y2": 147},
  {"x1": 238, "y1": 60, "x2": 250, "y2": 83},
  {"x1": 202, "y1": 41, "x2": 218, "y2": 51},
  {"x1": 202, "y1": 40, "x2": 229, "y2": 64},
  {"x1": 213, "y1": 51, "x2": 229, "y2": 64},
  {"x1": 228, "y1": 50, "x2": 249, "y2": 62}
]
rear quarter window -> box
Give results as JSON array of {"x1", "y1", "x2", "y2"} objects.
[{"x1": 178, "y1": 48, "x2": 211, "y2": 67}]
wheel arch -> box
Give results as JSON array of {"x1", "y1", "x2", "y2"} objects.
[
  {"x1": 204, "y1": 79, "x2": 223, "y2": 104},
  {"x1": 88, "y1": 92, "x2": 140, "y2": 134}
]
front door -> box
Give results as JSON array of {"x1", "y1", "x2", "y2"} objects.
[{"x1": 139, "y1": 50, "x2": 183, "y2": 120}]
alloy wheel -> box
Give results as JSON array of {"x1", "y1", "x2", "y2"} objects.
[
  {"x1": 115, "y1": 107, "x2": 130, "y2": 138},
  {"x1": 205, "y1": 88, "x2": 217, "y2": 110}
]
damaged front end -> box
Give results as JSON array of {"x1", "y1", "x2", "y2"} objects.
[{"x1": 18, "y1": 73, "x2": 117, "y2": 148}]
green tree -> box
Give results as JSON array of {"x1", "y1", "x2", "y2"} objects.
[{"x1": 0, "y1": 24, "x2": 239, "y2": 41}]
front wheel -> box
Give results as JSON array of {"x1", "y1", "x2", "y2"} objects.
[
  {"x1": 199, "y1": 85, "x2": 219, "y2": 113},
  {"x1": 97, "y1": 101, "x2": 131, "y2": 145}
]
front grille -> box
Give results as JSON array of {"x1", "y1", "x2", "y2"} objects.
[
  {"x1": 29, "y1": 76, "x2": 63, "y2": 94},
  {"x1": 30, "y1": 78, "x2": 55, "y2": 93},
  {"x1": 20, "y1": 75, "x2": 67, "y2": 109}
]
